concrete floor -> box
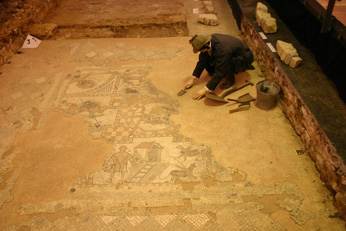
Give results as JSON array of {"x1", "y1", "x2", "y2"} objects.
[{"x1": 0, "y1": 0, "x2": 344, "y2": 230}]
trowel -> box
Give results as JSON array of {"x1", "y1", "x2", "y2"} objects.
[
  {"x1": 177, "y1": 83, "x2": 194, "y2": 96},
  {"x1": 177, "y1": 88, "x2": 187, "y2": 96}
]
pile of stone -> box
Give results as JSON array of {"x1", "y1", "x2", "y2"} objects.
[
  {"x1": 276, "y1": 40, "x2": 303, "y2": 68},
  {"x1": 256, "y1": 2, "x2": 277, "y2": 33},
  {"x1": 198, "y1": 0, "x2": 219, "y2": 26}
]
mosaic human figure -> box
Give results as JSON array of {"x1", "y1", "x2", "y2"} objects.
[{"x1": 105, "y1": 146, "x2": 133, "y2": 181}]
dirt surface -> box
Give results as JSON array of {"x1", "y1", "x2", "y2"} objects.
[
  {"x1": 42, "y1": 0, "x2": 188, "y2": 38},
  {"x1": 0, "y1": 0, "x2": 345, "y2": 230},
  {"x1": 0, "y1": 0, "x2": 57, "y2": 65},
  {"x1": 46, "y1": 0, "x2": 185, "y2": 26},
  {"x1": 0, "y1": 0, "x2": 26, "y2": 24}
]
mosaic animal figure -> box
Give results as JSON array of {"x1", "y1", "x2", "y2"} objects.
[
  {"x1": 177, "y1": 145, "x2": 211, "y2": 161},
  {"x1": 169, "y1": 163, "x2": 197, "y2": 182}
]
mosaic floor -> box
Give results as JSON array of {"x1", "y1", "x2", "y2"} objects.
[{"x1": 0, "y1": 37, "x2": 344, "y2": 230}]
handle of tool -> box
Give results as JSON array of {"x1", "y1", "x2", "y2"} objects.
[
  {"x1": 220, "y1": 81, "x2": 254, "y2": 98},
  {"x1": 227, "y1": 98, "x2": 240, "y2": 103}
]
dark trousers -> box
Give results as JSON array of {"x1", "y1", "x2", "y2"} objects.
[{"x1": 205, "y1": 64, "x2": 235, "y2": 86}]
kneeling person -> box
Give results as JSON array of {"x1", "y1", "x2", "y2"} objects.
[{"x1": 186, "y1": 33, "x2": 254, "y2": 100}]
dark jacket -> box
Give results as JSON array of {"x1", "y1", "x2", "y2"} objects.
[{"x1": 192, "y1": 33, "x2": 253, "y2": 90}]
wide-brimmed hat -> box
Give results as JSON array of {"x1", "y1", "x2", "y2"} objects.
[{"x1": 189, "y1": 34, "x2": 211, "y2": 53}]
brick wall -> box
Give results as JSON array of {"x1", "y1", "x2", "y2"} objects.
[{"x1": 241, "y1": 18, "x2": 346, "y2": 219}]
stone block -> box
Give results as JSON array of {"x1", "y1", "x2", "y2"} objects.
[
  {"x1": 255, "y1": 2, "x2": 277, "y2": 34},
  {"x1": 283, "y1": 52, "x2": 294, "y2": 65},
  {"x1": 289, "y1": 56, "x2": 303, "y2": 68},
  {"x1": 256, "y1": 2, "x2": 268, "y2": 12},
  {"x1": 277, "y1": 41, "x2": 296, "y2": 59},
  {"x1": 198, "y1": 14, "x2": 219, "y2": 26},
  {"x1": 30, "y1": 23, "x2": 58, "y2": 39},
  {"x1": 256, "y1": 10, "x2": 270, "y2": 25},
  {"x1": 261, "y1": 17, "x2": 277, "y2": 34},
  {"x1": 276, "y1": 40, "x2": 302, "y2": 68}
]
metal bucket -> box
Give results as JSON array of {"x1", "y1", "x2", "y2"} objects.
[{"x1": 255, "y1": 80, "x2": 280, "y2": 110}]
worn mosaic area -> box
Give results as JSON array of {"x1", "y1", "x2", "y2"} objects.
[
  {"x1": 0, "y1": 65, "x2": 329, "y2": 230},
  {"x1": 0, "y1": 36, "x2": 344, "y2": 229}
]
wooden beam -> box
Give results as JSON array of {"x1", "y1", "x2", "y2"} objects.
[{"x1": 321, "y1": 0, "x2": 336, "y2": 32}]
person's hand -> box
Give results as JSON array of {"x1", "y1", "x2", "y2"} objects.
[
  {"x1": 193, "y1": 88, "x2": 208, "y2": 100},
  {"x1": 184, "y1": 76, "x2": 197, "y2": 90}
]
